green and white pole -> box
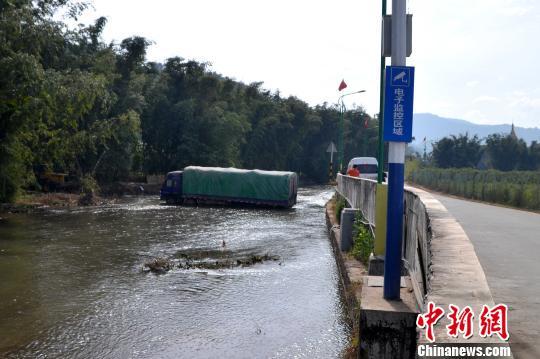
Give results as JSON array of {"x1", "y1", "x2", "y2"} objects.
[
  {"x1": 374, "y1": 0, "x2": 389, "y2": 258},
  {"x1": 377, "y1": 0, "x2": 387, "y2": 184}
]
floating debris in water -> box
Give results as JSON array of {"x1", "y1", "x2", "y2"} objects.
[
  {"x1": 143, "y1": 257, "x2": 174, "y2": 274},
  {"x1": 142, "y1": 253, "x2": 280, "y2": 274},
  {"x1": 179, "y1": 254, "x2": 280, "y2": 270}
]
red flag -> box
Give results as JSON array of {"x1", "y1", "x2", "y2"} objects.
[
  {"x1": 364, "y1": 117, "x2": 369, "y2": 128},
  {"x1": 338, "y1": 79, "x2": 347, "y2": 91}
]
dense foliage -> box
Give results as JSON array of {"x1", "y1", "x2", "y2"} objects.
[
  {"x1": 485, "y1": 134, "x2": 539, "y2": 171},
  {"x1": 0, "y1": 1, "x2": 380, "y2": 202},
  {"x1": 351, "y1": 212, "x2": 374, "y2": 264},
  {"x1": 431, "y1": 133, "x2": 540, "y2": 171},
  {"x1": 431, "y1": 134, "x2": 482, "y2": 168},
  {"x1": 409, "y1": 167, "x2": 540, "y2": 210}
]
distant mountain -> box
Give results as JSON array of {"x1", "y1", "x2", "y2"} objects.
[{"x1": 410, "y1": 113, "x2": 540, "y2": 152}]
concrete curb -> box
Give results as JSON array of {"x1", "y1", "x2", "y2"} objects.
[{"x1": 406, "y1": 186, "x2": 512, "y2": 350}]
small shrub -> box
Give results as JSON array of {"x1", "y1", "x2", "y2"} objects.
[
  {"x1": 335, "y1": 196, "x2": 347, "y2": 223},
  {"x1": 350, "y1": 212, "x2": 374, "y2": 264},
  {"x1": 80, "y1": 175, "x2": 99, "y2": 195}
]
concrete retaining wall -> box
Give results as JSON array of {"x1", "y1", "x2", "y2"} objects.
[
  {"x1": 337, "y1": 175, "x2": 508, "y2": 348},
  {"x1": 336, "y1": 175, "x2": 377, "y2": 225}
]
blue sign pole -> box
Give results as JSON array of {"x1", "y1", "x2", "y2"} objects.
[
  {"x1": 383, "y1": 67, "x2": 414, "y2": 142},
  {"x1": 383, "y1": 0, "x2": 414, "y2": 301},
  {"x1": 383, "y1": 66, "x2": 415, "y2": 300}
]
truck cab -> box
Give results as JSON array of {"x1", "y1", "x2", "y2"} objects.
[{"x1": 160, "y1": 171, "x2": 183, "y2": 204}]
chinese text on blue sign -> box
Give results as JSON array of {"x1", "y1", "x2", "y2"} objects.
[{"x1": 383, "y1": 66, "x2": 415, "y2": 142}]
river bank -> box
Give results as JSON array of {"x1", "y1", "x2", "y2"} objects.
[
  {"x1": 0, "y1": 192, "x2": 114, "y2": 215},
  {"x1": 0, "y1": 182, "x2": 162, "y2": 215},
  {"x1": 325, "y1": 195, "x2": 368, "y2": 359}
]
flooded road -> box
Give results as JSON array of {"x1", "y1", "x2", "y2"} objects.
[{"x1": 0, "y1": 187, "x2": 349, "y2": 358}]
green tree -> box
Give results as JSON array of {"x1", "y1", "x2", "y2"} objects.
[
  {"x1": 486, "y1": 134, "x2": 528, "y2": 171},
  {"x1": 1, "y1": 0, "x2": 385, "y2": 203},
  {"x1": 432, "y1": 133, "x2": 482, "y2": 168},
  {"x1": 527, "y1": 141, "x2": 540, "y2": 170},
  {"x1": 1, "y1": 1, "x2": 147, "y2": 201}
]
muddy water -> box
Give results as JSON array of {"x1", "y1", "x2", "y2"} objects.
[{"x1": 0, "y1": 187, "x2": 349, "y2": 358}]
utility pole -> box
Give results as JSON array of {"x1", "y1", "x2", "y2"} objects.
[
  {"x1": 338, "y1": 100, "x2": 345, "y2": 174},
  {"x1": 326, "y1": 142, "x2": 337, "y2": 183},
  {"x1": 363, "y1": 127, "x2": 368, "y2": 156},
  {"x1": 377, "y1": 0, "x2": 387, "y2": 184},
  {"x1": 373, "y1": 0, "x2": 389, "y2": 261},
  {"x1": 383, "y1": 0, "x2": 407, "y2": 300},
  {"x1": 337, "y1": 90, "x2": 366, "y2": 174}
]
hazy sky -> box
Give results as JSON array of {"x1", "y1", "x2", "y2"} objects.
[{"x1": 78, "y1": 0, "x2": 540, "y2": 128}]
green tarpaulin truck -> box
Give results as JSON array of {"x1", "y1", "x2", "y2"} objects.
[{"x1": 160, "y1": 166, "x2": 298, "y2": 208}]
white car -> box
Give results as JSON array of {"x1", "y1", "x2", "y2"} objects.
[{"x1": 347, "y1": 157, "x2": 379, "y2": 180}]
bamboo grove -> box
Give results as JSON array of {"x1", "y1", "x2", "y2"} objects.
[{"x1": 0, "y1": 1, "x2": 380, "y2": 202}]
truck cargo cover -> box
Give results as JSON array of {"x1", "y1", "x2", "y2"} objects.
[{"x1": 182, "y1": 166, "x2": 295, "y2": 201}]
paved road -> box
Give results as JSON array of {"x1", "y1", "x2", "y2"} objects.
[{"x1": 432, "y1": 194, "x2": 540, "y2": 359}]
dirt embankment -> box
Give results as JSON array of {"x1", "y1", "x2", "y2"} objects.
[
  {"x1": 1, "y1": 181, "x2": 163, "y2": 215},
  {"x1": 0, "y1": 192, "x2": 114, "y2": 214}
]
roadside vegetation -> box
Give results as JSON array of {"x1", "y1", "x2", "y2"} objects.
[
  {"x1": 427, "y1": 133, "x2": 540, "y2": 171},
  {"x1": 410, "y1": 167, "x2": 540, "y2": 210},
  {"x1": 350, "y1": 212, "x2": 374, "y2": 264},
  {"x1": 408, "y1": 132, "x2": 540, "y2": 211},
  {"x1": 334, "y1": 196, "x2": 347, "y2": 223},
  {"x1": 1, "y1": 0, "x2": 383, "y2": 203}
]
